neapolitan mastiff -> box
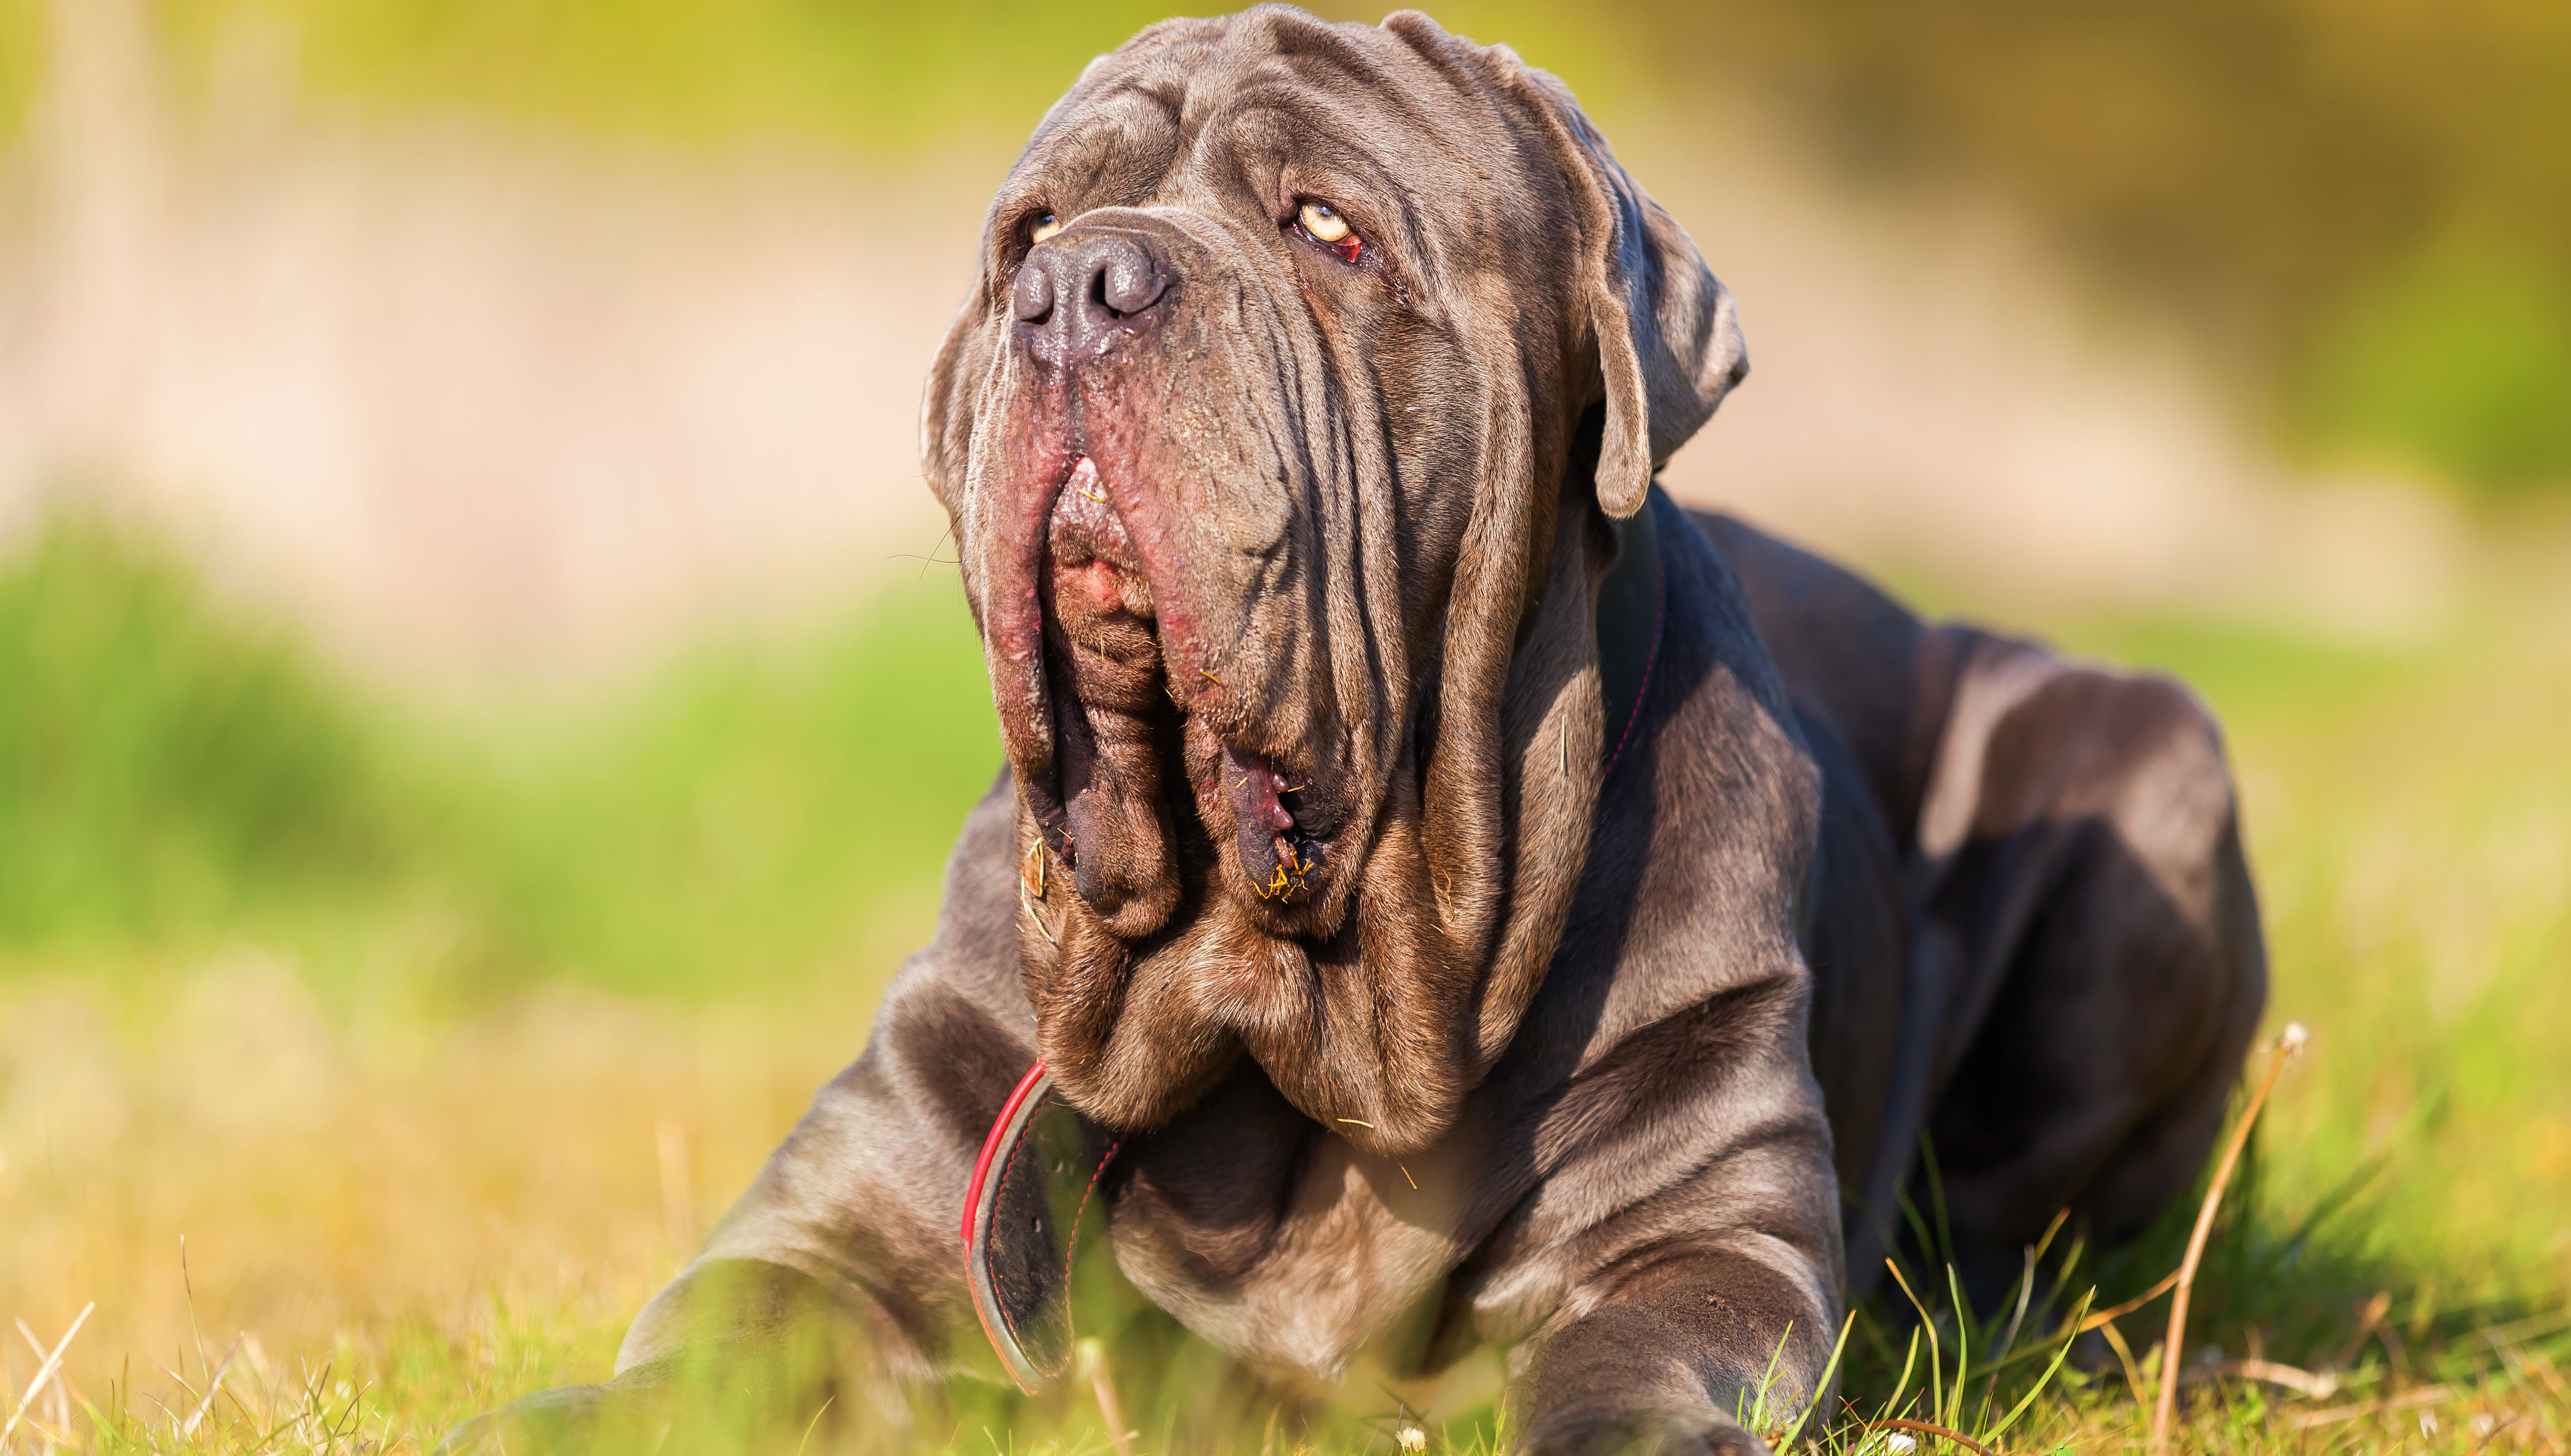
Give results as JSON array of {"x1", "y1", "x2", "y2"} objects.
[{"x1": 447, "y1": 8, "x2": 2265, "y2": 1452}]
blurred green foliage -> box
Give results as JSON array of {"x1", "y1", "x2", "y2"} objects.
[
  {"x1": 154, "y1": 0, "x2": 1182, "y2": 149},
  {"x1": 450, "y1": 574, "x2": 1000, "y2": 996},
  {"x1": 2297, "y1": 232, "x2": 2571, "y2": 493},
  {"x1": 120, "y1": 0, "x2": 2571, "y2": 497},
  {"x1": 1647, "y1": 0, "x2": 2571, "y2": 496},
  {"x1": 0, "y1": 0, "x2": 38, "y2": 137},
  {"x1": 0, "y1": 514, "x2": 400, "y2": 945},
  {"x1": 0, "y1": 513, "x2": 1001, "y2": 994},
  {"x1": 147, "y1": 0, "x2": 1621, "y2": 149}
]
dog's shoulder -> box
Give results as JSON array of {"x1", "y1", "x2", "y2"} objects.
[{"x1": 1684, "y1": 508, "x2": 1972, "y2": 853}]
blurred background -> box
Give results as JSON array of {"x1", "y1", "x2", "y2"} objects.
[{"x1": 1, "y1": 0, "x2": 2566, "y2": 1445}]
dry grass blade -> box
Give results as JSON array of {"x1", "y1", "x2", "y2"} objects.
[
  {"x1": 2176, "y1": 1359, "x2": 2339, "y2": 1399},
  {"x1": 1864, "y1": 1416, "x2": 2001, "y2": 1456},
  {"x1": 2282, "y1": 1384, "x2": 2455, "y2": 1429},
  {"x1": 2332, "y1": 1292, "x2": 2393, "y2": 1370},
  {"x1": 1076, "y1": 1337, "x2": 1136, "y2": 1456},
  {"x1": 2077, "y1": 1269, "x2": 2181, "y2": 1333},
  {"x1": 792, "y1": 1394, "x2": 836, "y2": 1456},
  {"x1": 1984, "y1": 1288, "x2": 2096, "y2": 1448},
  {"x1": 1992, "y1": 1213, "x2": 2066, "y2": 1362},
  {"x1": 1883, "y1": 1259, "x2": 1946, "y2": 1423},
  {"x1": 2096, "y1": 1316, "x2": 2151, "y2": 1408},
  {"x1": 2151, "y1": 1022, "x2": 2305, "y2": 1452},
  {"x1": 0, "y1": 1302, "x2": 94, "y2": 1448},
  {"x1": 183, "y1": 1334, "x2": 248, "y2": 1437},
  {"x1": 1020, "y1": 874, "x2": 1058, "y2": 945}
]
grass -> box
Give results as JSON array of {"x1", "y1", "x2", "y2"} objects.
[
  {"x1": 2, "y1": 511, "x2": 2570, "y2": 1454},
  {"x1": 0, "y1": 513, "x2": 1001, "y2": 999},
  {"x1": 0, "y1": 516, "x2": 401, "y2": 949}
]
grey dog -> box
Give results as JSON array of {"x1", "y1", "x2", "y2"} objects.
[{"x1": 443, "y1": 8, "x2": 2265, "y2": 1453}]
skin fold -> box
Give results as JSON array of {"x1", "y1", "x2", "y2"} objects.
[{"x1": 439, "y1": 8, "x2": 2266, "y2": 1454}]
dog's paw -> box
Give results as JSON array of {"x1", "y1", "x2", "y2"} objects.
[
  {"x1": 1520, "y1": 1400, "x2": 1771, "y2": 1456},
  {"x1": 433, "y1": 1383, "x2": 617, "y2": 1456}
]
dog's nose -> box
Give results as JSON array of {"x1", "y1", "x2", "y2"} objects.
[{"x1": 1012, "y1": 231, "x2": 1170, "y2": 366}]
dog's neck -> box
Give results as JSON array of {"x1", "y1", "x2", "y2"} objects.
[
  {"x1": 1594, "y1": 488, "x2": 1666, "y2": 771},
  {"x1": 964, "y1": 493, "x2": 1674, "y2": 1387}
]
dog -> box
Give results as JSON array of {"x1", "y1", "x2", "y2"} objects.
[{"x1": 442, "y1": 8, "x2": 2265, "y2": 1452}]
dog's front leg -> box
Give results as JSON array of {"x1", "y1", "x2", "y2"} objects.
[
  {"x1": 1515, "y1": 1236, "x2": 1841, "y2": 1456},
  {"x1": 435, "y1": 1258, "x2": 879, "y2": 1454},
  {"x1": 433, "y1": 1035, "x2": 991, "y2": 1454},
  {"x1": 436, "y1": 787, "x2": 1033, "y2": 1454}
]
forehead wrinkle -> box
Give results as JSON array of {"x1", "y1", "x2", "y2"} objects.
[
  {"x1": 1032, "y1": 82, "x2": 1182, "y2": 176},
  {"x1": 1179, "y1": 20, "x2": 1454, "y2": 158},
  {"x1": 1173, "y1": 88, "x2": 1411, "y2": 224},
  {"x1": 1014, "y1": 30, "x2": 1208, "y2": 191},
  {"x1": 1212, "y1": 9, "x2": 1396, "y2": 87}
]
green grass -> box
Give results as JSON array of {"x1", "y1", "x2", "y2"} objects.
[
  {"x1": 0, "y1": 516, "x2": 403, "y2": 950},
  {"x1": 0, "y1": 511, "x2": 1000, "y2": 999},
  {"x1": 3, "y1": 512, "x2": 2568, "y2": 1454},
  {"x1": 432, "y1": 581, "x2": 999, "y2": 1000}
]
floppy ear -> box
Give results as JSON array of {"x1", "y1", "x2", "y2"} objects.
[
  {"x1": 923, "y1": 257, "x2": 1015, "y2": 522},
  {"x1": 1515, "y1": 67, "x2": 1748, "y2": 518},
  {"x1": 920, "y1": 296, "x2": 981, "y2": 512}
]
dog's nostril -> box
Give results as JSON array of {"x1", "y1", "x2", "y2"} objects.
[
  {"x1": 1095, "y1": 247, "x2": 1166, "y2": 317},
  {"x1": 1011, "y1": 262, "x2": 1055, "y2": 325}
]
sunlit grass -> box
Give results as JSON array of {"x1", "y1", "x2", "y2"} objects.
[{"x1": 3, "y1": 513, "x2": 2569, "y2": 1452}]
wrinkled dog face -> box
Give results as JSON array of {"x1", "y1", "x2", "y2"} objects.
[{"x1": 923, "y1": 6, "x2": 1744, "y2": 1152}]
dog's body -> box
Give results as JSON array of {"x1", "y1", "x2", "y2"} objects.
[{"x1": 445, "y1": 9, "x2": 2264, "y2": 1453}]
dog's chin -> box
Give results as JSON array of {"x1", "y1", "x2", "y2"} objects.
[{"x1": 1024, "y1": 458, "x2": 1348, "y2": 943}]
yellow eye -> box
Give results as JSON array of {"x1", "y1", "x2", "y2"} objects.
[
  {"x1": 1030, "y1": 212, "x2": 1063, "y2": 245},
  {"x1": 1298, "y1": 200, "x2": 1351, "y2": 244}
]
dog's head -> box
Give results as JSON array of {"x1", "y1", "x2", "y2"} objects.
[{"x1": 924, "y1": 5, "x2": 1745, "y2": 1154}]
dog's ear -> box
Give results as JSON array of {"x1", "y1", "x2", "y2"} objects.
[
  {"x1": 921, "y1": 282, "x2": 998, "y2": 518},
  {"x1": 1513, "y1": 66, "x2": 1748, "y2": 518}
]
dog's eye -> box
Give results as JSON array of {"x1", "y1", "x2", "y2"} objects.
[
  {"x1": 1298, "y1": 200, "x2": 1350, "y2": 243},
  {"x1": 1029, "y1": 212, "x2": 1063, "y2": 245},
  {"x1": 1296, "y1": 200, "x2": 1363, "y2": 263}
]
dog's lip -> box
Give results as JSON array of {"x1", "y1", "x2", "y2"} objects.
[
  {"x1": 1215, "y1": 740, "x2": 1333, "y2": 902},
  {"x1": 1018, "y1": 451, "x2": 1346, "y2": 912},
  {"x1": 1046, "y1": 457, "x2": 1144, "y2": 576}
]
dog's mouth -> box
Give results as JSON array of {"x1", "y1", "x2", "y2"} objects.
[{"x1": 1021, "y1": 455, "x2": 1340, "y2": 934}]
